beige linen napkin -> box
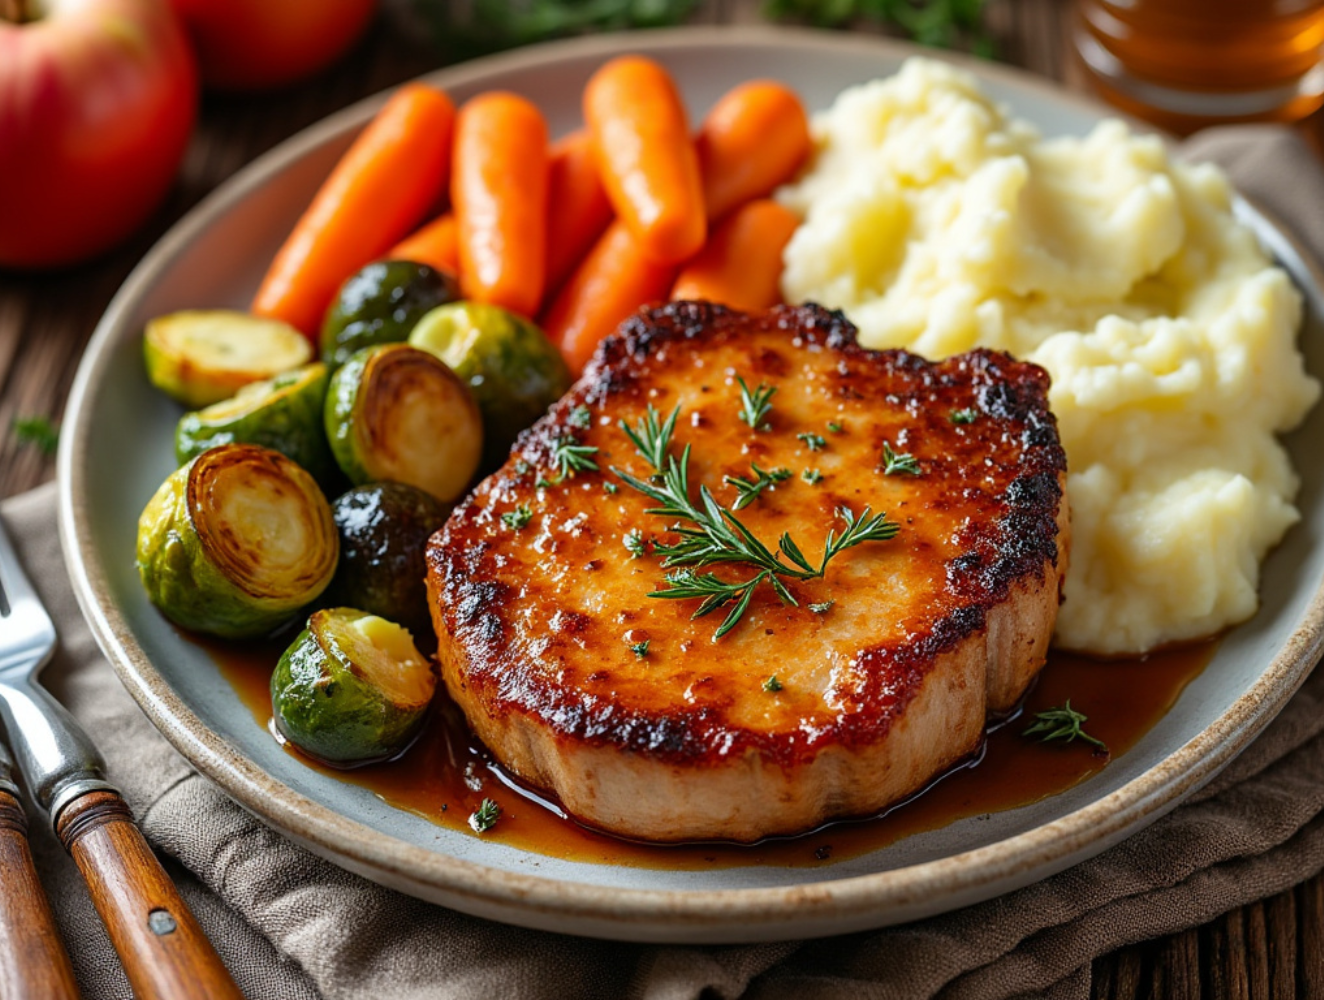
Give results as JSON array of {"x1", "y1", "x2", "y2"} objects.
[{"x1": 4, "y1": 125, "x2": 1323, "y2": 1000}]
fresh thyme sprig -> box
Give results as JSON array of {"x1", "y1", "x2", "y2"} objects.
[
  {"x1": 469, "y1": 798, "x2": 501, "y2": 833},
  {"x1": 724, "y1": 464, "x2": 792, "y2": 511},
  {"x1": 737, "y1": 377, "x2": 777, "y2": 431},
  {"x1": 611, "y1": 404, "x2": 900, "y2": 637},
  {"x1": 882, "y1": 441, "x2": 922, "y2": 476},
  {"x1": 1023, "y1": 701, "x2": 1108, "y2": 751}
]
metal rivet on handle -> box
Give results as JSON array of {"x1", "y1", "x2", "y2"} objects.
[{"x1": 148, "y1": 909, "x2": 177, "y2": 936}]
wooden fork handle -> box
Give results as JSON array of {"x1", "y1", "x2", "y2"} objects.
[
  {"x1": 56, "y1": 790, "x2": 243, "y2": 1000},
  {"x1": 0, "y1": 789, "x2": 80, "y2": 1000}
]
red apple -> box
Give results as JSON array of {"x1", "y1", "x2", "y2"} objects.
[
  {"x1": 0, "y1": 0, "x2": 197, "y2": 270},
  {"x1": 169, "y1": 0, "x2": 378, "y2": 92}
]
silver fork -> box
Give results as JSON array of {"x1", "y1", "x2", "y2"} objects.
[{"x1": 0, "y1": 517, "x2": 243, "y2": 1000}]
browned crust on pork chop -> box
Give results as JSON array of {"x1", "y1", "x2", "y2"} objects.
[{"x1": 428, "y1": 302, "x2": 1069, "y2": 842}]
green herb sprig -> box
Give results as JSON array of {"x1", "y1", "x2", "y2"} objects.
[
  {"x1": 552, "y1": 435, "x2": 600, "y2": 479},
  {"x1": 501, "y1": 505, "x2": 533, "y2": 530},
  {"x1": 1023, "y1": 701, "x2": 1107, "y2": 751},
  {"x1": 724, "y1": 464, "x2": 792, "y2": 511},
  {"x1": 612, "y1": 404, "x2": 899, "y2": 638},
  {"x1": 737, "y1": 378, "x2": 777, "y2": 431},
  {"x1": 882, "y1": 441, "x2": 922, "y2": 476},
  {"x1": 469, "y1": 798, "x2": 501, "y2": 833}
]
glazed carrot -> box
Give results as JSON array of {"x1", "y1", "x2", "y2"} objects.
[
  {"x1": 387, "y1": 213, "x2": 459, "y2": 274},
  {"x1": 544, "y1": 130, "x2": 614, "y2": 302},
  {"x1": 584, "y1": 56, "x2": 705, "y2": 265},
  {"x1": 452, "y1": 91, "x2": 549, "y2": 317},
  {"x1": 253, "y1": 84, "x2": 455, "y2": 338},
  {"x1": 671, "y1": 200, "x2": 800, "y2": 313},
  {"x1": 542, "y1": 220, "x2": 677, "y2": 375},
  {"x1": 696, "y1": 81, "x2": 811, "y2": 222}
]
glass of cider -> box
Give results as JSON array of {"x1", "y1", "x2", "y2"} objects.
[{"x1": 1074, "y1": 0, "x2": 1324, "y2": 131}]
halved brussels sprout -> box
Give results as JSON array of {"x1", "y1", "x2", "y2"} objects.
[
  {"x1": 271, "y1": 607, "x2": 436, "y2": 765},
  {"x1": 136, "y1": 444, "x2": 338, "y2": 639},
  {"x1": 324, "y1": 344, "x2": 483, "y2": 503},
  {"x1": 324, "y1": 483, "x2": 449, "y2": 645},
  {"x1": 409, "y1": 302, "x2": 571, "y2": 470},
  {"x1": 175, "y1": 363, "x2": 335, "y2": 483},
  {"x1": 321, "y1": 260, "x2": 460, "y2": 370},
  {"x1": 144, "y1": 310, "x2": 312, "y2": 408}
]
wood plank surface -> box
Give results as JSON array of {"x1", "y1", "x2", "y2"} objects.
[{"x1": 0, "y1": 1, "x2": 1318, "y2": 995}]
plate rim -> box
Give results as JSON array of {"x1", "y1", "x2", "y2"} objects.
[{"x1": 55, "y1": 25, "x2": 1324, "y2": 940}]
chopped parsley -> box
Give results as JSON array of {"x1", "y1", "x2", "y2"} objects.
[
  {"x1": 501, "y1": 505, "x2": 533, "y2": 530},
  {"x1": 603, "y1": 482, "x2": 619, "y2": 495},
  {"x1": 469, "y1": 798, "x2": 501, "y2": 833},
  {"x1": 950, "y1": 408, "x2": 979, "y2": 425},
  {"x1": 802, "y1": 468, "x2": 823, "y2": 485},
  {"x1": 630, "y1": 640, "x2": 650, "y2": 658},
  {"x1": 762, "y1": 675, "x2": 783, "y2": 692},
  {"x1": 882, "y1": 442, "x2": 922, "y2": 477},
  {"x1": 797, "y1": 432, "x2": 827, "y2": 452},
  {"x1": 827, "y1": 421, "x2": 844, "y2": 434}
]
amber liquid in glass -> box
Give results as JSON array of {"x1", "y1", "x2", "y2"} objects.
[{"x1": 1076, "y1": 0, "x2": 1324, "y2": 130}]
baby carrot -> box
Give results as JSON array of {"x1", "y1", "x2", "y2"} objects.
[
  {"x1": 697, "y1": 81, "x2": 811, "y2": 222},
  {"x1": 584, "y1": 56, "x2": 706, "y2": 265},
  {"x1": 387, "y1": 213, "x2": 458, "y2": 274},
  {"x1": 671, "y1": 200, "x2": 800, "y2": 313},
  {"x1": 253, "y1": 83, "x2": 455, "y2": 338},
  {"x1": 544, "y1": 130, "x2": 614, "y2": 302},
  {"x1": 452, "y1": 91, "x2": 550, "y2": 317},
  {"x1": 542, "y1": 220, "x2": 676, "y2": 375}
]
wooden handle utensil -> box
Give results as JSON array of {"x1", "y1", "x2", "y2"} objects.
[
  {"x1": 56, "y1": 790, "x2": 243, "y2": 1000},
  {"x1": 0, "y1": 787, "x2": 80, "y2": 1000}
]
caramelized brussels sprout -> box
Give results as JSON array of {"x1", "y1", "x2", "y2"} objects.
[
  {"x1": 144, "y1": 310, "x2": 312, "y2": 408},
  {"x1": 320, "y1": 260, "x2": 460, "y2": 370},
  {"x1": 409, "y1": 302, "x2": 571, "y2": 470},
  {"x1": 175, "y1": 363, "x2": 334, "y2": 483},
  {"x1": 136, "y1": 444, "x2": 338, "y2": 638},
  {"x1": 271, "y1": 607, "x2": 436, "y2": 765},
  {"x1": 324, "y1": 344, "x2": 483, "y2": 503},
  {"x1": 324, "y1": 484, "x2": 449, "y2": 644}
]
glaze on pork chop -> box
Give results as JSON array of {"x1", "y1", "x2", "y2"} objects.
[{"x1": 427, "y1": 302, "x2": 1069, "y2": 842}]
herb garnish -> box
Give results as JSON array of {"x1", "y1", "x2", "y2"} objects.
[
  {"x1": 802, "y1": 468, "x2": 823, "y2": 485},
  {"x1": 797, "y1": 432, "x2": 827, "y2": 451},
  {"x1": 809, "y1": 600, "x2": 834, "y2": 614},
  {"x1": 611, "y1": 405, "x2": 900, "y2": 638},
  {"x1": 630, "y1": 640, "x2": 650, "y2": 658},
  {"x1": 603, "y1": 482, "x2": 619, "y2": 495},
  {"x1": 737, "y1": 377, "x2": 777, "y2": 431},
  {"x1": 827, "y1": 421, "x2": 844, "y2": 434},
  {"x1": 882, "y1": 442, "x2": 922, "y2": 476},
  {"x1": 514, "y1": 459, "x2": 531, "y2": 475},
  {"x1": 763, "y1": 675, "x2": 783, "y2": 692},
  {"x1": 469, "y1": 798, "x2": 501, "y2": 833},
  {"x1": 11, "y1": 415, "x2": 59, "y2": 455},
  {"x1": 552, "y1": 435, "x2": 600, "y2": 479},
  {"x1": 567, "y1": 405, "x2": 592, "y2": 429},
  {"x1": 501, "y1": 505, "x2": 533, "y2": 530},
  {"x1": 950, "y1": 408, "x2": 979, "y2": 425},
  {"x1": 1022, "y1": 701, "x2": 1107, "y2": 751},
  {"x1": 724, "y1": 464, "x2": 792, "y2": 511},
  {"x1": 624, "y1": 529, "x2": 647, "y2": 558}
]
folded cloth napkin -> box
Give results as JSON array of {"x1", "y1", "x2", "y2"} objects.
[{"x1": 5, "y1": 125, "x2": 1323, "y2": 1000}]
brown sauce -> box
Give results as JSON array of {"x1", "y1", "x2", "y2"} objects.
[{"x1": 201, "y1": 637, "x2": 1216, "y2": 869}]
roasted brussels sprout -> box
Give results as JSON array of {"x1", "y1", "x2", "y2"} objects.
[
  {"x1": 175, "y1": 363, "x2": 335, "y2": 483},
  {"x1": 320, "y1": 260, "x2": 460, "y2": 370},
  {"x1": 409, "y1": 302, "x2": 571, "y2": 470},
  {"x1": 324, "y1": 484, "x2": 449, "y2": 644},
  {"x1": 271, "y1": 607, "x2": 436, "y2": 765},
  {"x1": 136, "y1": 444, "x2": 339, "y2": 639},
  {"x1": 324, "y1": 344, "x2": 483, "y2": 503},
  {"x1": 144, "y1": 310, "x2": 312, "y2": 408}
]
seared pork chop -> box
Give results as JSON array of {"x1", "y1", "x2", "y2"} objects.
[{"x1": 428, "y1": 302, "x2": 1069, "y2": 842}]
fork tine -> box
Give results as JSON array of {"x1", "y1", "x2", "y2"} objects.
[{"x1": 0, "y1": 518, "x2": 56, "y2": 664}]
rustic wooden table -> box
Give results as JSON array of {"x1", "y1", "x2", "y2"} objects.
[{"x1": 2, "y1": 0, "x2": 1321, "y2": 995}]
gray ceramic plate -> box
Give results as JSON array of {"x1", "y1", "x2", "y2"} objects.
[{"x1": 57, "y1": 27, "x2": 1324, "y2": 943}]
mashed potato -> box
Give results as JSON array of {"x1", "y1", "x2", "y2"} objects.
[{"x1": 779, "y1": 58, "x2": 1320, "y2": 654}]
